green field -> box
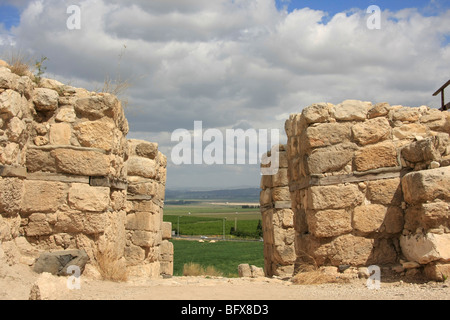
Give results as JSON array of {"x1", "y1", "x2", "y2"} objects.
[
  {"x1": 171, "y1": 239, "x2": 264, "y2": 277},
  {"x1": 164, "y1": 203, "x2": 262, "y2": 238}
]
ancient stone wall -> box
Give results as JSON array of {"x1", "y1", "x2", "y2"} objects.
[
  {"x1": 260, "y1": 145, "x2": 295, "y2": 278},
  {"x1": 0, "y1": 64, "x2": 172, "y2": 278},
  {"x1": 270, "y1": 100, "x2": 450, "y2": 280}
]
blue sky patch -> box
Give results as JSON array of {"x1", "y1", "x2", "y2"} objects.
[{"x1": 0, "y1": 5, "x2": 20, "y2": 30}]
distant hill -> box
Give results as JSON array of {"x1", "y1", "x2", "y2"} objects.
[{"x1": 165, "y1": 188, "x2": 260, "y2": 202}]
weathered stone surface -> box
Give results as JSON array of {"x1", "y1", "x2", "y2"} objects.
[
  {"x1": 238, "y1": 263, "x2": 252, "y2": 277},
  {"x1": 131, "y1": 230, "x2": 158, "y2": 247},
  {"x1": 333, "y1": 100, "x2": 371, "y2": 121},
  {"x1": 7, "y1": 117, "x2": 26, "y2": 142},
  {"x1": 368, "y1": 102, "x2": 390, "y2": 119},
  {"x1": 68, "y1": 183, "x2": 110, "y2": 212},
  {"x1": 126, "y1": 212, "x2": 160, "y2": 232},
  {"x1": 392, "y1": 107, "x2": 420, "y2": 122},
  {"x1": 400, "y1": 233, "x2": 450, "y2": 264},
  {"x1": 402, "y1": 167, "x2": 450, "y2": 205},
  {"x1": 33, "y1": 88, "x2": 59, "y2": 112},
  {"x1": 74, "y1": 94, "x2": 119, "y2": 119},
  {"x1": 34, "y1": 249, "x2": 89, "y2": 276},
  {"x1": 393, "y1": 123, "x2": 428, "y2": 140},
  {"x1": 49, "y1": 123, "x2": 71, "y2": 145},
  {"x1": 271, "y1": 168, "x2": 288, "y2": 187},
  {"x1": 0, "y1": 89, "x2": 25, "y2": 117},
  {"x1": 354, "y1": 141, "x2": 398, "y2": 172},
  {"x1": 0, "y1": 142, "x2": 20, "y2": 165},
  {"x1": 401, "y1": 135, "x2": 448, "y2": 164},
  {"x1": 352, "y1": 117, "x2": 391, "y2": 146},
  {"x1": 55, "y1": 107, "x2": 76, "y2": 123},
  {"x1": 271, "y1": 187, "x2": 290, "y2": 202},
  {"x1": 21, "y1": 180, "x2": 67, "y2": 213},
  {"x1": 29, "y1": 272, "x2": 68, "y2": 300},
  {"x1": 404, "y1": 201, "x2": 450, "y2": 232},
  {"x1": 305, "y1": 123, "x2": 351, "y2": 149},
  {"x1": 129, "y1": 139, "x2": 159, "y2": 160},
  {"x1": 26, "y1": 149, "x2": 56, "y2": 172},
  {"x1": 307, "y1": 143, "x2": 355, "y2": 174},
  {"x1": 306, "y1": 209, "x2": 352, "y2": 237},
  {"x1": 54, "y1": 211, "x2": 107, "y2": 235},
  {"x1": 353, "y1": 204, "x2": 387, "y2": 234},
  {"x1": 307, "y1": 184, "x2": 363, "y2": 210},
  {"x1": 302, "y1": 103, "x2": 333, "y2": 124},
  {"x1": 0, "y1": 178, "x2": 24, "y2": 216},
  {"x1": 250, "y1": 265, "x2": 265, "y2": 278},
  {"x1": 424, "y1": 263, "x2": 450, "y2": 282},
  {"x1": 127, "y1": 157, "x2": 157, "y2": 179},
  {"x1": 74, "y1": 118, "x2": 115, "y2": 151},
  {"x1": 52, "y1": 149, "x2": 110, "y2": 176},
  {"x1": 366, "y1": 178, "x2": 402, "y2": 205},
  {"x1": 162, "y1": 222, "x2": 172, "y2": 240}
]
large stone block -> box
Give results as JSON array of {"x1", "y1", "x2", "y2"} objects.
[
  {"x1": 366, "y1": 178, "x2": 402, "y2": 206},
  {"x1": 404, "y1": 201, "x2": 450, "y2": 232},
  {"x1": 351, "y1": 117, "x2": 391, "y2": 146},
  {"x1": 306, "y1": 143, "x2": 356, "y2": 174},
  {"x1": 49, "y1": 123, "x2": 72, "y2": 145},
  {"x1": 126, "y1": 212, "x2": 160, "y2": 232},
  {"x1": 305, "y1": 122, "x2": 351, "y2": 149},
  {"x1": 353, "y1": 204, "x2": 387, "y2": 234},
  {"x1": 26, "y1": 149, "x2": 56, "y2": 173},
  {"x1": 0, "y1": 178, "x2": 24, "y2": 216},
  {"x1": 73, "y1": 118, "x2": 115, "y2": 151},
  {"x1": 52, "y1": 149, "x2": 110, "y2": 176},
  {"x1": 302, "y1": 103, "x2": 333, "y2": 124},
  {"x1": 21, "y1": 180, "x2": 68, "y2": 213},
  {"x1": 402, "y1": 167, "x2": 450, "y2": 205},
  {"x1": 127, "y1": 157, "x2": 157, "y2": 179},
  {"x1": 307, "y1": 184, "x2": 363, "y2": 210},
  {"x1": 393, "y1": 123, "x2": 428, "y2": 140},
  {"x1": 54, "y1": 211, "x2": 107, "y2": 235},
  {"x1": 306, "y1": 209, "x2": 352, "y2": 238},
  {"x1": 74, "y1": 94, "x2": 119, "y2": 119},
  {"x1": 0, "y1": 89, "x2": 26, "y2": 117},
  {"x1": 128, "y1": 139, "x2": 158, "y2": 160},
  {"x1": 400, "y1": 233, "x2": 450, "y2": 264},
  {"x1": 333, "y1": 100, "x2": 371, "y2": 121},
  {"x1": 33, "y1": 88, "x2": 59, "y2": 112},
  {"x1": 68, "y1": 183, "x2": 110, "y2": 212},
  {"x1": 354, "y1": 141, "x2": 398, "y2": 172}
]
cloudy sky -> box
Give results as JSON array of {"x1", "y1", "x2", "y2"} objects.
[{"x1": 0, "y1": 0, "x2": 449, "y2": 190}]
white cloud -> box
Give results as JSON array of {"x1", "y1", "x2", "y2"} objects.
[{"x1": 2, "y1": 0, "x2": 450, "y2": 189}]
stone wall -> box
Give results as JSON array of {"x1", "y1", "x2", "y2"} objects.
[
  {"x1": 0, "y1": 63, "x2": 172, "y2": 278},
  {"x1": 275, "y1": 100, "x2": 450, "y2": 280},
  {"x1": 260, "y1": 145, "x2": 295, "y2": 278}
]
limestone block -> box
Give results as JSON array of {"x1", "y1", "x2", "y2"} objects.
[
  {"x1": 238, "y1": 263, "x2": 252, "y2": 277},
  {"x1": 307, "y1": 184, "x2": 363, "y2": 210},
  {"x1": 126, "y1": 212, "x2": 160, "y2": 232},
  {"x1": 279, "y1": 209, "x2": 294, "y2": 228},
  {"x1": 306, "y1": 143, "x2": 356, "y2": 174},
  {"x1": 424, "y1": 263, "x2": 450, "y2": 282},
  {"x1": 305, "y1": 122, "x2": 351, "y2": 149},
  {"x1": 74, "y1": 118, "x2": 115, "y2": 151},
  {"x1": 333, "y1": 100, "x2": 371, "y2": 121},
  {"x1": 271, "y1": 168, "x2": 288, "y2": 187},
  {"x1": 7, "y1": 117, "x2": 26, "y2": 142},
  {"x1": 0, "y1": 177, "x2": 24, "y2": 216},
  {"x1": 25, "y1": 214, "x2": 53, "y2": 236},
  {"x1": 129, "y1": 139, "x2": 159, "y2": 160},
  {"x1": 353, "y1": 204, "x2": 387, "y2": 234},
  {"x1": 404, "y1": 201, "x2": 450, "y2": 232},
  {"x1": 366, "y1": 178, "x2": 402, "y2": 206},
  {"x1": 0, "y1": 142, "x2": 19, "y2": 165},
  {"x1": 259, "y1": 188, "x2": 272, "y2": 206},
  {"x1": 392, "y1": 107, "x2": 420, "y2": 122},
  {"x1": 367, "y1": 102, "x2": 390, "y2": 119},
  {"x1": 306, "y1": 209, "x2": 352, "y2": 237},
  {"x1": 400, "y1": 233, "x2": 450, "y2": 264},
  {"x1": 351, "y1": 117, "x2": 391, "y2": 146},
  {"x1": 33, "y1": 88, "x2": 59, "y2": 112},
  {"x1": 55, "y1": 107, "x2": 76, "y2": 123},
  {"x1": 74, "y1": 94, "x2": 119, "y2": 119},
  {"x1": 54, "y1": 211, "x2": 107, "y2": 235},
  {"x1": 127, "y1": 261, "x2": 160, "y2": 278},
  {"x1": 26, "y1": 149, "x2": 56, "y2": 172},
  {"x1": 29, "y1": 272, "x2": 69, "y2": 300},
  {"x1": 68, "y1": 183, "x2": 110, "y2": 212},
  {"x1": 131, "y1": 230, "x2": 158, "y2": 247},
  {"x1": 354, "y1": 141, "x2": 398, "y2": 172},
  {"x1": 128, "y1": 181, "x2": 157, "y2": 197},
  {"x1": 0, "y1": 67, "x2": 20, "y2": 90},
  {"x1": 0, "y1": 89, "x2": 25, "y2": 117},
  {"x1": 272, "y1": 187, "x2": 290, "y2": 202},
  {"x1": 21, "y1": 180, "x2": 68, "y2": 213},
  {"x1": 124, "y1": 244, "x2": 146, "y2": 265},
  {"x1": 52, "y1": 149, "x2": 110, "y2": 176},
  {"x1": 127, "y1": 157, "x2": 157, "y2": 179},
  {"x1": 302, "y1": 103, "x2": 333, "y2": 124},
  {"x1": 49, "y1": 123, "x2": 72, "y2": 145},
  {"x1": 393, "y1": 123, "x2": 428, "y2": 140},
  {"x1": 402, "y1": 167, "x2": 450, "y2": 205},
  {"x1": 250, "y1": 265, "x2": 265, "y2": 278},
  {"x1": 162, "y1": 222, "x2": 172, "y2": 240}
]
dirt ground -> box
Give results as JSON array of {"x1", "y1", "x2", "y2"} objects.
[{"x1": 1, "y1": 262, "x2": 449, "y2": 300}]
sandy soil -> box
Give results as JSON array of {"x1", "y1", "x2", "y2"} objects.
[{"x1": 1, "y1": 262, "x2": 449, "y2": 300}]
